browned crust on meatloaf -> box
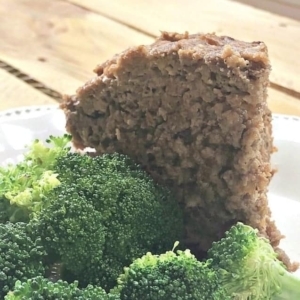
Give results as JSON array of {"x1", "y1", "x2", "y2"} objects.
[{"x1": 61, "y1": 32, "x2": 296, "y2": 270}]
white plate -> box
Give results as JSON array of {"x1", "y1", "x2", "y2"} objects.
[{"x1": 0, "y1": 105, "x2": 300, "y2": 275}]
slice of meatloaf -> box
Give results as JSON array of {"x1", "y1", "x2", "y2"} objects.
[{"x1": 61, "y1": 31, "x2": 293, "y2": 268}]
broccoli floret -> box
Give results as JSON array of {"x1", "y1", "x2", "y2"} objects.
[
  {"x1": 33, "y1": 152, "x2": 183, "y2": 291},
  {"x1": 113, "y1": 242, "x2": 227, "y2": 300},
  {"x1": 0, "y1": 198, "x2": 21, "y2": 223},
  {"x1": 0, "y1": 135, "x2": 71, "y2": 222},
  {"x1": 4, "y1": 276, "x2": 112, "y2": 300},
  {"x1": 207, "y1": 222, "x2": 300, "y2": 299},
  {"x1": 32, "y1": 184, "x2": 106, "y2": 276},
  {"x1": 0, "y1": 222, "x2": 46, "y2": 299}
]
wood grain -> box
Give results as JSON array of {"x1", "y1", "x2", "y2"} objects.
[
  {"x1": 0, "y1": 0, "x2": 153, "y2": 95},
  {"x1": 0, "y1": 69, "x2": 56, "y2": 111},
  {"x1": 0, "y1": 0, "x2": 299, "y2": 116},
  {"x1": 66, "y1": 0, "x2": 300, "y2": 95},
  {"x1": 268, "y1": 89, "x2": 300, "y2": 117},
  {"x1": 234, "y1": 0, "x2": 300, "y2": 21}
]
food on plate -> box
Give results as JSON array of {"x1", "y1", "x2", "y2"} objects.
[
  {"x1": 5, "y1": 276, "x2": 117, "y2": 300},
  {"x1": 112, "y1": 241, "x2": 230, "y2": 300},
  {"x1": 113, "y1": 224, "x2": 300, "y2": 300},
  {"x1": 62, "y1": 31, "x2": 290, "y2": 268},
  {"x1": 0, "y1": 136, "x2": 299, "y2": 299},
  {"x1": 0, "y1": 136, "x2": 183, "y2": 295},
  {"x1": 34, "y1": 152, "x2": 183, "y2": 291},
  {"x1": 0, "y1": 222, "x2": 45, "y2": 299},
  {"x1": 207, "y1": 222, "x2": 300, "y2": 299},
  {"x1": 1, "y1": 31, "x2": 299, "y2": 299},
  {"x1": 0, "y1": 135, "x2": 71, "y2": 223}
]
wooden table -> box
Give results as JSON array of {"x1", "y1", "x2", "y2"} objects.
[{"x1": 0, "y1": 0, "x2": 300, "y2": 116}]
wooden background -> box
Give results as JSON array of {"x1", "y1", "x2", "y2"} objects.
[{"x1": 0, "y1": 0, "x2": 300, "y2": 116}]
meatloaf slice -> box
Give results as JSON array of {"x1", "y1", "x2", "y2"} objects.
[{"x1": 61, "y1": 31, "x2": 291, "y2": 267}]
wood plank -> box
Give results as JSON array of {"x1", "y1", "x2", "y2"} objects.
[
  {"x1": 273, "y1": 0, "x2": 300, "y2": 8},
  {"x1": 235, "y1": 0, "x2": 300, "y2": 21},
  {"x1": 0, "y1": 68, "x2": 57, "y2": 111},
  {"x1": 0, "y1": 0, "x2": 153, "y2": 95},
  {"x1": 281, "y1": 0, "x2": 300, "y2": 5},
  {"x1": 1, "y1": 0, "x2": 299, "y2": 117},
  {"x1": 66, "y1": 0, "x2": 300, "y2": 95},
  {"x1": 268, "y1": 89, "x2": 300, "y2": 117}
]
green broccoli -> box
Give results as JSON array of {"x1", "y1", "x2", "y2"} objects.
[
  {"x1": 0, "y1": 222, "x2": 46, "y2": 299},
  {"x1": 31, "y1": 152, "x2": 183, "y2": 291},
  {"x1": 0, "y1": 135, "x2": 71, "y2": 222},
  {"x1": 31, "y1": 184, "x2": 106, "y2": 276},
  {"x1": 0, "y1": 198, "x2": 20, "y2": 223},
  {"x1": 4, "y1": 276, "x2": 117, "y2": 300},
  {"x1": 112, "y1": 242, "x2": 228, "y2": 300},
  {"x1": 207, "y1": 222, "x2": 300, "y2": 299}
]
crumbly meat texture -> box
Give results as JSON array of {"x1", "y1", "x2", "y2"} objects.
[{"x1": 61, "y1": 32, "x2": 295, "y2": 270}]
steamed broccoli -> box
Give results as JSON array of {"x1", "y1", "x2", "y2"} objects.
[
  {"x1": 30, "y1": 152, "x2": 183, "y2": 291},
  {"x1": 112, "y1": 242, "x2": 228, "y2": 300},
  {"x1": 0, "y1": 135, "x2": 71, "y2": 222},
  {"x1": 4, "y1": 276, "x2": 117, "y2": 300},
  {"x1": 0, "y1": 198, "x2": 19, "y2": 224},
  {"x1": 0, "y1": 222, "x2": 46, "y2": 299},
  {"x1": 207, "y1": 222, "x2": 300, "y2": 299},
  {"x1": 31, "y1": 184, "x2": 106, "y2": 276}
]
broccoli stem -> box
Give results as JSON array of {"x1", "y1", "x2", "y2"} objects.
[{"x1": 273, "y1": 270, "x2": 300, "y2": 299}]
